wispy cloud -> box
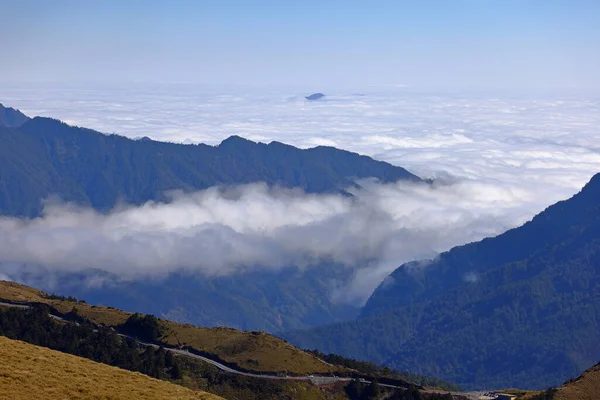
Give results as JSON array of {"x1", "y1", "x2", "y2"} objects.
[{"x1": 0, "y1": 179, "x2": 548, "y2": 303}]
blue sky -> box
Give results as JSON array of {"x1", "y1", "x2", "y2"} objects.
[{"x1": 1, "y1": 0, "x2": 599, "y2": 91}]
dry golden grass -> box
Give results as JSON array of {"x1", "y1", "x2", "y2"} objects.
[
  {"x1": 0, "y1": 280, "x2": 343, "y2": 375},
  {"x1": 0, "y1": 336, "x2": 223, "y2": 400},
  {"x1": 161, "y1": 322, "x2": 339, "y2": 374},
  {"x1": 0, "y1": 280, "x2": 46, "y2": 302},
  {"x1": 0, "y1": 280, "x2": 130, "y2": 325},
  {"x1": 552, "y1": 363, "x2": 600, "y2": 400}
]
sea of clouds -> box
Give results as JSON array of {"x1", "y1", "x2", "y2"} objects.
[{"x1": 1, "y1": 84, "x2": 599, "y2": 303}]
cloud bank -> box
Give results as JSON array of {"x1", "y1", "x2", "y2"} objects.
[
  {"x1": 2, "y1": 85, "x2": 598, "y2": 202},
  {"x1": 1, "y1": 84, "x2": 599, "y2": 302},
  {"x1": 0, "y1": 179, "x2": 534, "y2": 302}
]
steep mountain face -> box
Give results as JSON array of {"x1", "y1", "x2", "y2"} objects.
[
  {"x1": 0, "y1": 116, "x2": 419, "y2": 217},
  {"x1": 0, "y1": 103, "x2": 29, "y2": 128},
  {"x1": 363, "y1": 173, "x2": 600, "y2": 317},
  {"x1": 283, "y1": 173, "x2": 600, "y2": 390},
  {"x1": 0, "y1": 107, "x2": 419, "y2": 331}
]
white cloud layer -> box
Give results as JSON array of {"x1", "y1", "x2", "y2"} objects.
[
  {"x1": 1, "y1": 84, "x2": 599, "y2": 302},
  {"x1": 0, "y1": 180, "x2": 533, "y2": 303}
]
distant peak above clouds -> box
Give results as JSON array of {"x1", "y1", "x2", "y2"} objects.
[
  {"x1": 305, "y1": 93, "x2": 325, "y2": 101},
  {"x1": 0, "y1": 103, "x2": 29, "y2": 128}
]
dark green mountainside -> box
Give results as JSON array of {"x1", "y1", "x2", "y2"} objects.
[
  {"x1": 0, "y1": 114, "x2": 419, "y2": 217},
  {"x1": 53, "y1": 265, "x2": 361, "y2": 332},
  {"x1": 283, "y1": 173, "x2": 600, "y2": 390},
  {"x1": 363, "y1": 173, "x2": 600, "y2": 317}
]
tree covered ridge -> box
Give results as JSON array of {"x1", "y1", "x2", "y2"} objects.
[
  {"x1": 363, "y1": 172, "x2": 600, "y2": 317},
  {"x1": 284, "y1": 173, "x2": 600, "y2": 390},
  {"x1": 0, "y1": 114, "x2": 419, "y2": 217},
  {"x1": 0, "y1": 305, "x2": 182, "y2": 381}
]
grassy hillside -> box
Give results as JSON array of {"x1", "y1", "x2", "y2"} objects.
[
  {"x1": 0, "y1": 280, "x2": 129, "y2": 324},
  {"x1": 553, "y1": 363, "x2": 600, "y2": 400},
  {"x1": 0, "y1": 281, "x2": 461, "y2": 399},
  {"x1": 0, "y1": 336, "x2": 221, "y2": 400},
  {"x1": 161, "y1": 323, "x2": 336, "y2": 374},
  {"x1": 0, "y1": 304, "x2": 350, "y2": 400},
  {"x1": 0, "y1": 280, "x2": 339, "y2": 375},
  {"x1": 531, "y1": 362, "x2": 600, "y2": 400}
]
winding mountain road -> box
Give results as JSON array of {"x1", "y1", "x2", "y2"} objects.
[
  {"x1": 136, "y1": 339, "x2": 350, "y2": 384},
  {"x1": 0, "y1": 300, "x2": 479, "y2": 398}
]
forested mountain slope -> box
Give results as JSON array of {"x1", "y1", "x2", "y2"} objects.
[
  {"x1": 362, "y1": 173, "x2": 600, "y2": 317},
  {"x1": 0, "y1": 103, "x2": 29, "y2": 128},
  {"x1": 283, "y1": 173, "x2": 600, "y2": 390},
  {"x1": 57, "y1": 266, "x2": 360, "y2": 332},
  {"x1": 0, "y1": 112, "x2": 419, "y2": 217}
]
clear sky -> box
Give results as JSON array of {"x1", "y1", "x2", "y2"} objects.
[{"x1": 1, "y1": 0, "x2": 599, "y2": 91}]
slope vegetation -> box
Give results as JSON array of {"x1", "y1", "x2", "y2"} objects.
[
  {"x1": 0, "y1": 280, "x2": 459, "y2": 395},
  {"x1": 0, "y1": 280, "x2": 339, "y2": 375},
  {"x1": 63, "y1": 266, "x2": 361, "y2": 332},
  {"x1": 0, "y1": 336, "x2": 221, "y2": 400},
  {"x1": 285, "y1": 173, "x2": 600, "y2": 390},
  {"x1": 0, "y1": 111, "x2": 419, "y2": 218}
]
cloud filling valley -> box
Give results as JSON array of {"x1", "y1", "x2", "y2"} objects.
[{"x1": 1, "y1": 84, "x2": 599, "y2": 303}]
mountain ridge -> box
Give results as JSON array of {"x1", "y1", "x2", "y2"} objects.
[
  {"x1": 362, "y1": 172, "x2": 600, "y2": 317},
  {"x1": 0, "y1": 109, "x2": 420, "y2": 218},
  {"x1": 0, "y1": 102, "x2": 29, "y2": 128},
  {"x1": 283, "y1": 173, "x2": 600, "y2": 390}
]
